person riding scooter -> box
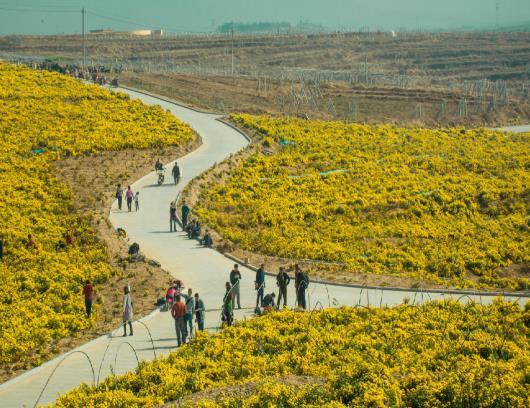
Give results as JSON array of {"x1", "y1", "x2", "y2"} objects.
[{"x1": 155, "y1": 159, "x2": 165, "y2": 185}]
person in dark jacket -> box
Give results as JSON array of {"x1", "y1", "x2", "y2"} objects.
[
  {"x1": 255, "y1": 263, "x2": 266, "y2": 308},
  {"x1": 229, "y1": 264, "x2": 242, "y2": 309},
  {"x1": 181, "y1": 201, "x2": 190, "y2": 230},
  {"x1": 194, "y1": 293, "x2": 205, "y2": 331},
  {"x1": 223, "y1": 282, "x2": 234, "y2": 326},
  {"x1": 172, "y1": 162, "x2": 181, "y2": 184},
  {"x1": 190, "y1": 221, "x2": 201, "y2": 239},
  {"x1": 294, "y1": 264, "x2": 309, "y2": 310},
  {"x1": 115, "y1": 184, "x2": 124, "y2": 210},
  {"x1": 276, "y1": 266, "x2": 291, "y2": 308},
  {"x1": 201, "y1": 230, "x2": 213, "y2": 247},
  {"x1": 262, "y1": 292, "x2": 277, "y2": 311}
]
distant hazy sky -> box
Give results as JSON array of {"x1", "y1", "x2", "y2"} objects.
[{"x1": 0, "y1": 0, "x2": 528, "y2": 34}]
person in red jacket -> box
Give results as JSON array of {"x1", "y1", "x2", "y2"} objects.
[
  {"x1": 83, "y1": 280, "x2": 94, "y2": 317},
  {"x1": 171, "y1": 294, "x2": 187, "y2": 346}
]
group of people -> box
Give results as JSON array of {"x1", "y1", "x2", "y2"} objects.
[
  {"x1": 230, "y1": 264, "x2": 309, "y2": 309},
  {"x1": 221, "y1": 262, "x2": 310, "y2": 325},
  {"x1": 253, "y1": 263, "x2": 309, "y2": 310},
  {"x1": 114, "y1": 160, "x2": 182, "y2": 214},
  {"x1": 81, "y1": 261, "x2": 309, "y2": 347},
  {"x1": 166, "y1": 282, "x2": 205, "y2": 346},
  {"x1": 115, "y1": 184, "x2": 139, "y2": 212},
  {"x1": 169, "y1": 200, "x2": 189, "y2": 233},
  {"x1": 170, "y1": 201, "x2": 214, "y2": 247}
]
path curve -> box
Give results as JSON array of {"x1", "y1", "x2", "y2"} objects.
[
  {"x1": 109, "y1": 88, "x2": 528, "y2": 303},
  {"x1": 0, "y1": 89, "x2": 527, "y2": 408},
  {"x1": 498, "y1": 124, "x2": 530, "y2": 133}
]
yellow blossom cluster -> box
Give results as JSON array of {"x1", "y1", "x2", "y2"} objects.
[
  {"x1": 0, "y1": 63, "x2": 194, "y2": 368},
  {"x1": 195, "y1": 114, "x2": 529, "y2": 289},
  {"x1": 54, "y1": 300, "x2": 530, "y2": 407}
]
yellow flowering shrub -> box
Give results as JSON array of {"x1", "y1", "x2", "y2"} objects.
[
  {"x1": 195, "y1": 114, "x2": 530, "y2": 289},
  {"x1": 0, "y1": 63, "x2": 194, "y2": 368},
  {"x1": 54, "y1": 300, "x2": 530, "y2": 407}
]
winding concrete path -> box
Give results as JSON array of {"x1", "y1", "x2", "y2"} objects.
[
  {"x1": 0, "y1": 89, "x2": 527, "y2": 408},
  {"x1": 498, "y1": 124, "x2": 530, "y2": 133}
]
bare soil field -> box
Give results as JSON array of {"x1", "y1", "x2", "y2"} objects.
[
  {"x1": 1, "y1": 31, "x2": 529, "y2": 126},
  {"x1": 119, "y1": 71, "x2": 529, "y2": 127},
  {"x1": 2, "y1": 31, "x2": 529, "y2": 83}
]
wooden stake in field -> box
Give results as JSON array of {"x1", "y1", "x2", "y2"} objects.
[{"x1": 437, "y1": 100, "x2": 446, "y2": 121}]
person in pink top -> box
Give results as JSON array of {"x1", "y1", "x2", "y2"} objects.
[{"x1": 125, "y1": 186, "x2": 134, "y2": 212}]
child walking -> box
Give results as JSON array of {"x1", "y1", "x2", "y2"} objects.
[{"x1": 134, "y1": 192, "x2": 140, "y2": 211}]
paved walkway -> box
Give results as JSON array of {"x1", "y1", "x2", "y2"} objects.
[
  {"x1": 0, "y1": 89, "x2": 527, "y2": 407},
  {"x1": 498, "y1": 124, "x2": 530, "y2": 133}
]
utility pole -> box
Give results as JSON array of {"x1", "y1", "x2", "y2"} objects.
[
  {"x1": 495, "y1": 0, "x2": 500, "y2": 30},
  {"x1": 82, "y1": 7, "x2": 86, "y2": 70},
  {"x1": 364, "y1": 54, "x2": 368, "y2": 84},
  {"x1": 231, "y1": 22, "x2": 234, "y2": 76}
]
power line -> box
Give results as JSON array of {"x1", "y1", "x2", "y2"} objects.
[
  {"x1": 0, "y1": 6, "x2": 77, "y2": 13},
  {"x1": 86, "y1": 8, "x2": 211, "y2": 33},
  {"x1": 0, "y1": 3, "x2": 211, "y2": 34},
  {"x1": 495, "y1": 0, "x2": 500, "y2": 30}
]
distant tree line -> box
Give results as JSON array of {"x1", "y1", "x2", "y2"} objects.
[{"x1": 217, "y1": 21, "x2": 324, "y2": 34}]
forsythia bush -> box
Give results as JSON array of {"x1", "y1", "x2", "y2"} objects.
[
  {"x1": 196, "y1": 114, "x2": 530, "y2": 289},
  {"x1": 54, "y1": 300, "x2": 530, "y2": 407},
  {"x1": 0, "y1": 63, "x2": 194, "y2": 368}
]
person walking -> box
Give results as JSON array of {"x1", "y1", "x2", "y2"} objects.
[
  {"x1": 125, "y1": 186, "x2": 134, "y2": 212},
  {"x1": 171, "y1": 294, "x2": 187, "y2": 346},
  {"x1": 83, "y1": 279, "x2": 94, "y2": 317},
  {"x1": 115, "y1": 184, "x2": 124, "y2": 210},
  {"x1": 229, "y1": 264, "x2": 242, "y2": 309},
  {"x1": 172, "y1": 162, "x2": 181, "y2": 184},
  {"x1": 276, "y1": 266, "x2": 291, "y2": 308},
  {"x1": 294, "y1": 264, "x2": 309, "y2": 310},
  {"x1": 255, "y1": 263, "x2": 265, "y2": 308},
  {"x1": 194, "y1": 293, "x2": 205, "y2": 331},
  {"x1": 170, "y1": 201, "x2": 178, "y2": 232},
  {"x1": 183, "y1": 288, "x2": 196, "y2": 338},
  {"x1": 181, "y1": 201, "x2": 190, "y2": 230},
  {"x1": 134, "y1": 192, "x2": 140, "y2": 211},
  {"x1": 223, "y1": 282, "x2": 234, "y2": 326},
  {"x1": 25, "y1": 234, "x2": 37, "y2": 251},
  {"x1": 122, "y1": 285, "x2": 134, "y2": 336}
]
